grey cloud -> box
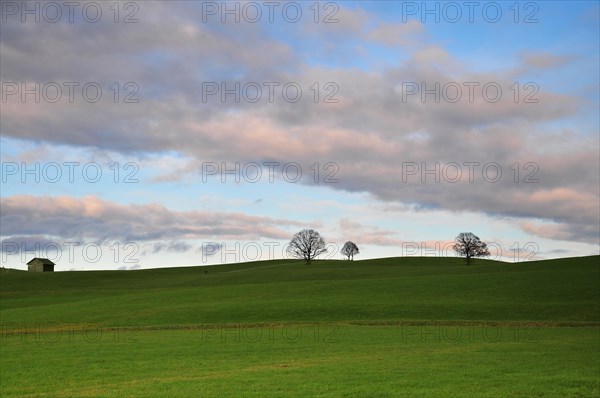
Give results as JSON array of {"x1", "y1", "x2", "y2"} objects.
[
  {"x1": 1, "y1": 235, "x2": 58, "y2": 253},
  {"x1": 198, "y1": 242, "x2": 223, "y2": 257},
  {"x1": 151, "y1": 241, "x2": 192, "y2": 254}
]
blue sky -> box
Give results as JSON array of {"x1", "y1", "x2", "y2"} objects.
[{"x1": 1, "y1": 1, "x2": 598, "y2": 270}]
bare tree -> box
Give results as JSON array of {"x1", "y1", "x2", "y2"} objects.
[
  {"x1": 341, "y1": 241, "x2": 359, "y2": 260},
  {"x1": 287, "y1": 229, "x2": 327, "y2": 264},
  {"x1": 453, "y1": 232, "x2": 490, "y2": 264}
]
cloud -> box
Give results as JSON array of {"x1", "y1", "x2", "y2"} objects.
[
  {"x1": 0, "y1": 235, "x2": 58, "y2": 253},
  {"x1": 519, "y1": 221, "x2": 598, "y2": 243},
  {"x1": 520, "y1": 52, "x2": 573, "y2": 69},
  {"x1": 0, "y1": 195, "x2": 309, "y2": 243},
  {"x1": 545, "y1": 249, "x2": 573, "y2": 255},
  {"x1": 338, "y1": 218, "x2": 404, "y2": 247},
  {"x1": 197, "y1": 242, "x2": 223, "y2": 257},
  {"x1": 118, "y1": 264, "x2": 141, "y2": 271},
  {"x1": 151, "y1": 241, "x2": 192, "y2": 254},
  {"x1": 366, "y1": 20, "x2": 425, "y2": 47},
  {"x1": 1, "y1": 2, "x2": 597, "y2": 246}
]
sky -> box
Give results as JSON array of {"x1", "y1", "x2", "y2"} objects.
[{"x1": 1, "y1": 0, "x2": 599, "y2": 271}]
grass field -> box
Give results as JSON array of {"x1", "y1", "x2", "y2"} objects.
[{"x1": 1, "y1": 256, "x2": 599, "y2": 397}]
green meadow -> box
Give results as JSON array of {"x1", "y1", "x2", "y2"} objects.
[{"x1": 1, "y1": 256, "x2": 599, "y2": 397}]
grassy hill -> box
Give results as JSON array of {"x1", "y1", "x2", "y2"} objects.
[
  {"x1": 1, "y1": 256, "x2": 599, "y2": 397},
  {"x1": 1, "y1": 256, "x2": 598, "y2": 327}
]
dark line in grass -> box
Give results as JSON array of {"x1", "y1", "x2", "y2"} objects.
[{"x1": 3, "y1": 319, "x2": 598, "y2": 336}]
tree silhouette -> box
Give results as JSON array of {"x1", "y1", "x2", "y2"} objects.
[
  {"x1": 287, "y1": 229, "x2": 327, "y2": 264},
  {"x1": 341, "y1": 241, "x2": 359, "y2": 260},
  {"x1": 453, "y1": 232, "x2": 490, "y2": 265}
]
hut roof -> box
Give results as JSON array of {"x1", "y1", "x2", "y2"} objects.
[{"x1": 27, "y1": 258, "x2": 55, "y2": 266}]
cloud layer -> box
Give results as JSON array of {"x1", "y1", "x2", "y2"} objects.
[
  {"x1": 0, "y1": 195, "x2": 307, "y2": 244},
  {"x1": 1, "y1": 2, "x2": 598, "y2": 250}
]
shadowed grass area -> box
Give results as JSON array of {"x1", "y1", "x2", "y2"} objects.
[{"x1": 1, "y1": 256, "x2": 598, "y2": 396}]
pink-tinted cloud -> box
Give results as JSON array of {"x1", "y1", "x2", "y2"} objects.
[{"x1": 0, "y1": 195, "x2": 309, "y2": 243}]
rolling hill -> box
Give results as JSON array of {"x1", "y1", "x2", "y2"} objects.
[{"x1": 1, "y1": 256, "x2": 598, "y2": 397}]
